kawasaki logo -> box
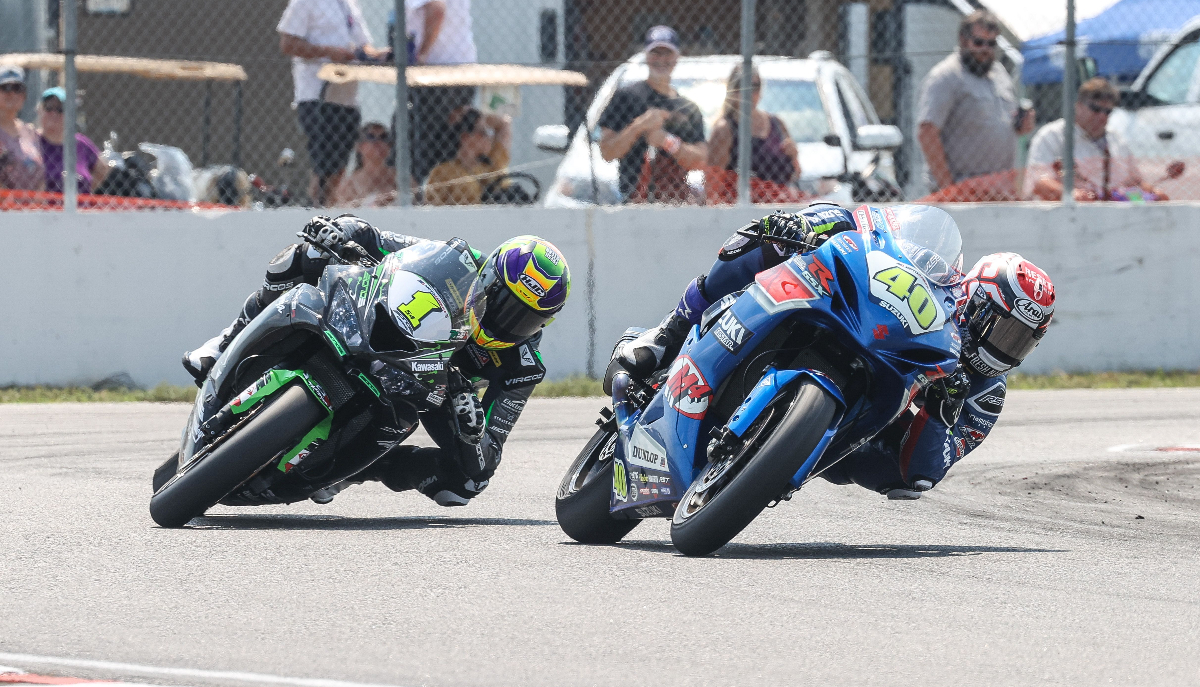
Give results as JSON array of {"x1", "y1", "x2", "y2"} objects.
[{"x1": 410, "y1": 360, "x2": 444, "y2": 372}]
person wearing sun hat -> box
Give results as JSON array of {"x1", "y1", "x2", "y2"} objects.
[
  {"x1": 37, "y1": 86, "x2": 109, "y2": 194},
  {"x1": 598, "y1": 25, "x2": 707, "y2": 203},
  {"x1": 0, "y1": 65, "x2": 45, "y2": 191}
]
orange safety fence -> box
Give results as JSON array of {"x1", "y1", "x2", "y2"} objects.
[
  {"x1": 704, "y1": 168, "x2": 810, "y2": 206},
  {"x1": 0, "y1": 189, "x2": 239, "y2": 212}
]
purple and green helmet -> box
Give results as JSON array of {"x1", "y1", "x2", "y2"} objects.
[{"x1": 465, "y1": 236, "x2": 570, "y2": 349}]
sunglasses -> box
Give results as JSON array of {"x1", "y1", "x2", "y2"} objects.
[
  {"x1": 970, "y1": 37, "x2": 998, "y2": 48},
  {"x1": 42, "y1": 103, "x2": 63, "y2": 113},
  {"x1": 362, "y1": 132, "x2": 391, "y2": 142},
  {"x1": 1087, "y1": 102, "x2": 1114, "y2": 116},
  {"x1": 0, "y1": 83, "x2": 26, "y2": 94}
]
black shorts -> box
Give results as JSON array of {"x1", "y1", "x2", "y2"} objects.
[{"x1": 296, "y1": 101, "x2": 361, "y2": 178}]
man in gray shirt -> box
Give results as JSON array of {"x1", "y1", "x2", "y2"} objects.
[{"x1": 917, "y1": 10, "x2": 1035, "y2": 198}]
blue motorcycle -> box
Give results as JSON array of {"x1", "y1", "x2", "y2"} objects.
[{"x1": 556, "y1": 205, "x2": 965, "y2": 556}]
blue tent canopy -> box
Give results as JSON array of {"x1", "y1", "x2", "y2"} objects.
[{"x1": 1021, "y1": 0, "x2": 1200, "y2": 85}]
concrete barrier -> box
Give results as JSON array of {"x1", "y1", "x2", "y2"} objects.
[{"x1": 2, "y1": 203, "x2": 1196, "y2": 387}]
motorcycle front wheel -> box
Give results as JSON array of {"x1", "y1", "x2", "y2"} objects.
[
  {"x1": 670, "y1": 380, "x2": 837, "y2": 556},
  {"x1": 149, "y1": 384, "x2": 328, "y2": 528},
  {"x1": 555, "y1": 427, "x2": 640, "y2": 544}
]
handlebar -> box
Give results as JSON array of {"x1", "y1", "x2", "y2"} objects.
[{"x1": 736, "y1": 224, "x2": 810, "y2": 250}]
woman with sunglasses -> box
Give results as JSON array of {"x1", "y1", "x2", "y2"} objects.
[
  {"x1": 707, "y1": 64, "x2": 800, "y2": 187},
  {"x1": 37, "y1": 87, "x2": 108, "y2": 195},
  {"x1": 0, "y1": 65, "x2": 45, "y2": 192},
  {"x1": 424, "y1": 107, "x2": 511, "y2": 206},
  {"x1": 331, "y1": 121, "x2": 398, "y2": 207}
]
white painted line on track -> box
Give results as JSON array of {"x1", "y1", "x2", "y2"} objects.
[
  {"x1": 0, "y1": 655, "x2": 412, "y2": 687},
  {"x1": 1107, "y1": 443, "x2": 1200, "y2": 453}
]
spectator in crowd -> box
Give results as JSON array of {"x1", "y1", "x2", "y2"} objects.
[
  {"x1": 424, "y1": 108, "x2": 510, "y2": 205},
  {"x1": 403, "y1": 0, "x2": 477, "y2": 183},
  {"x1": 277, "y1": 0, "x2": 386, "y2": 207},
  {"x1": 707, "y1": 63, "x2": 800, "y2": 185},
  {"x1": 598, "y1": 25, "x2": 707, "y2": 203},
  {"x1": 37, "y1": 87, "x2": 107, "y2": 195},
  {"x1": 0, "y1": 65, "x2": 45, "y2": 192},
  {"x1": 1025, "y1": 77, "x2": 1167, "y2": 201},
  {"x1": 917, "y1": 10, "x2": 1035, "y2": 198},
  {"x1": 332, "y1": 122, "x2": 398, "y2": 207}
]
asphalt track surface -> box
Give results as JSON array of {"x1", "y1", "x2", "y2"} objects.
[{"x1": 2, "y1": 390, "x2": 1199, "y2": 687}]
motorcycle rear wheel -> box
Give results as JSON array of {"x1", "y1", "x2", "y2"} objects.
[
  {"x1": 149, "y1": 384, "x2": 328, "y2": 528},
  {"x1": 670, "y1": 380, "x2": 836, "y2": 556},
  {"x1": 555, "y1": 427, "x2": 640, "y2": 544}
]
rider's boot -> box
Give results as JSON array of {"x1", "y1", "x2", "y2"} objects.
[
  {"x1": 616, "y1": 276, "x2": 710, "y2": 378},
  {"x1": 181, "y1": 292, "x2": 263, "y2": 386},
  {"x1": 182, "y1": 323, "x2": 238, "y2": 386},
  {"x1": 357, "y1": 446, "x2": 479, "y2": 507}
]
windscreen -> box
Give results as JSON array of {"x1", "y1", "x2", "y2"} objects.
[
  {"x1": 888, "y1": 205, "x2": 965, "y2": 286},
  {"x1": 386, "y1": 239, "x2": 479, "y2": 319}
]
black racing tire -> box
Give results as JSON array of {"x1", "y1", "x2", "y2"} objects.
[
  {"x1": 149, "y1": 384, "x2": 327, "y2": 528},
  {"x1": 555, "y1": 427, "x2": 640, "y2": 544},
  {"x1": 670, "y1": 380, "x2": 837, "y2": 556},
  {"x1": 152, "y1": 451, "x2": 180, "y2": 493}
]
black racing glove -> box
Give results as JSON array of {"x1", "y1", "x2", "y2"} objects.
[
  {"x1": 755, "y1": 211, "x2": 831, "y2": 252},
  {"x1": 924, "y1": 368, "x2": 971, "y2": 427}
]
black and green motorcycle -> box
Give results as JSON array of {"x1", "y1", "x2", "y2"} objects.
[{"x1": 150, "y1": 238, "x2": 481, "y2": 528}]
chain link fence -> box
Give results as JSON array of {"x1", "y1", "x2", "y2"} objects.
[{"x1": 2, "y1": 0, "x2": 1200, "y2": 210}]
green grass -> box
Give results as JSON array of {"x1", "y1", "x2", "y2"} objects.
[
  {"x1": 1006, "y1": 370, "x2": 1200, "y2": 389},
  {"x1": 0, "y1": 383, "x2": 198, "y2": 404},
  {"x1": 531, "y1": 375, "x2": 606, "y2": 398},
  {"x1": 4, "y1": 370, "x2": 1197, "y2": 404}
]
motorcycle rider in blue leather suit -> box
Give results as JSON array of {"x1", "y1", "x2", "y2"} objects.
[{"x1": 616, "y1": 203, "x2": 1056, "y2": 499}]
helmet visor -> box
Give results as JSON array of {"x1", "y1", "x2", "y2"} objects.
[
  {"x1": 476, "y1": 282, "x2": 553, "y2": 343},
  {"x1": 982, "y1": 311, "x2": 1041, "y2": 364}
]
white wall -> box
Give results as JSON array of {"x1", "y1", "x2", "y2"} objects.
[{"x1": 2, "y1": 203, "x2": 1197, "y2": 387}]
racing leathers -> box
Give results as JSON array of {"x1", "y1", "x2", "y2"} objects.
[
  {"x1": 185, "y1": 216, "x2": 546, "y2": 507},
  {"x1": 626, "y1": 202, "x2": 1003, "y2": 498}
]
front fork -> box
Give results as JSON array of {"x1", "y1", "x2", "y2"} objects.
[{"x1": 718, "y1": 367, "x2": 845, "y2": 489}]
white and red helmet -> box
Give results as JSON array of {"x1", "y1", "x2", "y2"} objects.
[{"x1": 959, "y1": 253, "x2": 1055, "y2": 376}]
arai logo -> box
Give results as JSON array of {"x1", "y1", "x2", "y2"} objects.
[{"x1": 1014, "y1": 298, "x2": 1044, "y2": 324}]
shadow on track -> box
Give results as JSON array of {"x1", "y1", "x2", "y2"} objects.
[
  {"x1": 575, "y1": 539, "x2": 1065, "y2": 559},
  {"x1": 187, "y1": 514, "x2": 556, "y2": 530}
]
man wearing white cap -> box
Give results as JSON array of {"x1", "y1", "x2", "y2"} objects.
[{"x1": 598, "y1": 25, "x2": 707, "y2": 203}]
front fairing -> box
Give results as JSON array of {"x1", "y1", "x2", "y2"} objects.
[
  {"x1": 611, "y1": 206, "x2": 961, "y2": 517},
  {"x1": 319, "y1": 243, "x2": 476, "y2": 400}
]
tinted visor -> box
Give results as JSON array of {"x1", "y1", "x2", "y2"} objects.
[
  {"x1": 480, "y1": 283, "x2": 553, "y2": 343},
  {"x1": 981, "y1": 310, "x2": 1041, "y2": 365}
]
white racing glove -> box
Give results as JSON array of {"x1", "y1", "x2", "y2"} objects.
[{"x1": 452, "y1": 391, "x2": 486, "y2": 445}]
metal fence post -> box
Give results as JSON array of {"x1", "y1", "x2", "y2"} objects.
[
  {"x1": 394, "y1": 0, "x2": 411, "y2": 207},
  {"x1": 737, "y1": 0, "x2": 755, "y2": 207},
  {"x1": 1061, "y1": 0, "x2": 1076, "y2": 205},
  {"x1": 62, "y1": 0, "x2": 78, "y2": 213}
]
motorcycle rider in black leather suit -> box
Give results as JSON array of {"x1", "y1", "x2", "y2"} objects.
[
  {"x1": 183, "y1": 215, "x2": 570, "y2": 507},
  {"x1": 615, "y1": 202, "x2": 1056, "y2": 499}
]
